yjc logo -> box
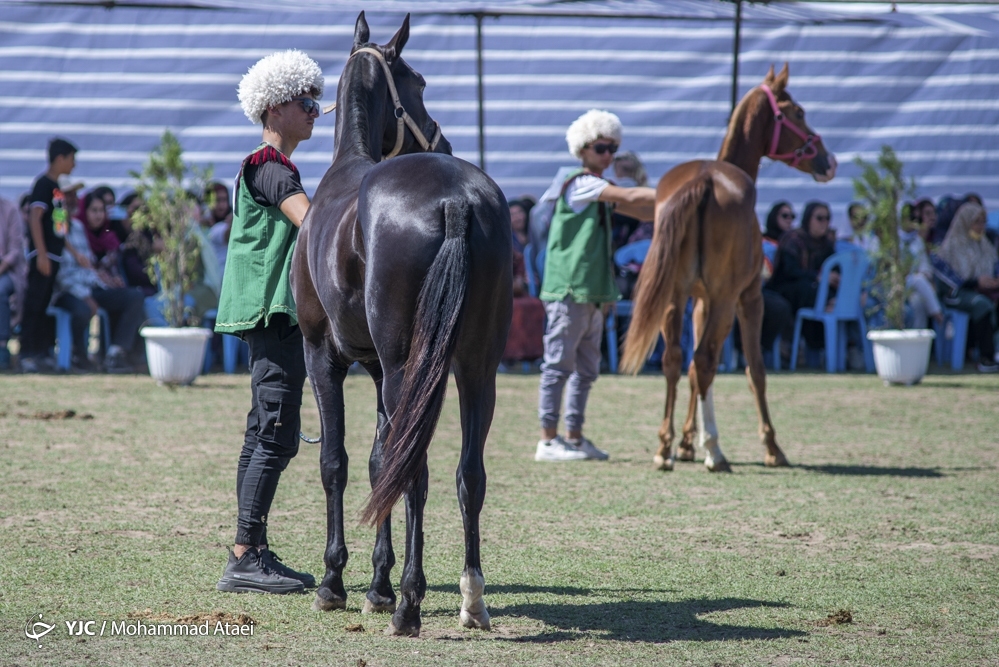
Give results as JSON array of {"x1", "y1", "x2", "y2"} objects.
[{"x1": 24, "y1": 613, "x2": 56, "y2": 648}]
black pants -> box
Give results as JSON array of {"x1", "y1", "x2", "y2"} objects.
[
  {"x1": 21, "y1": 258, "x2": 58, "y2": 358},
  {"x1": 53, "y1": 287, "x2": 146, "y2": 357},
  {"x1": 234, "y1": 314, "x2": 307, "y2": 547},
  {"x1": 734, "y1": 288, "x2": 793, "y2": 353}
]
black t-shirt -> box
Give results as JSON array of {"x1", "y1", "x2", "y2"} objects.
[
  {"x1": 242, "y1": 157, "x2": 305, "y2": 209},
  {"x1": 28, "y1": 173, "x2": 67, "y2": 257}
]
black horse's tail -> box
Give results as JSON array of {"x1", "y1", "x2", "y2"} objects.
[{"x1": 362, "y1": 199, "x2": 471, "y2": 526}]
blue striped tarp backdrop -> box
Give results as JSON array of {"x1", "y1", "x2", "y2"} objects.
[{"x1": 1, "y1": 2, "x2": 996, "y2": 234}]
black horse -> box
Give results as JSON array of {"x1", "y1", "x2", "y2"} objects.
[{"x1": 291, "y1": 13, "x2": 511, "y2": 637}]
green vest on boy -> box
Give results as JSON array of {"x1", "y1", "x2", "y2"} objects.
[
  {"x1": 214, "y1": 145, "x2": 299, "y2": 335},
  {"x1": 539, "y1": 169, "x2": 620, "y2": 304}
]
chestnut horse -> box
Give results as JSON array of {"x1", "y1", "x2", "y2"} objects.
[
  {"x1": 619, "y1": 65, "x2": 836, "y2": 472},
  {"x1": 291, "y1": 13, "x2": 511, "y2": 636}
]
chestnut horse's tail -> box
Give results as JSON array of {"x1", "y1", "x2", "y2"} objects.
[
  {"x1": 362, "y1": 199, "x2": 471, "y2": 526},
  {"x1": 619, "y1": 171, "x2": 713, "y2": 375}
]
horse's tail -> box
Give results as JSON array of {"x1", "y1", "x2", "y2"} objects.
[
  {"x1": 361, "y1": 199, "x2": 471, "y2": 526},
  {"x1": 619, "y1": 172, "x2": 712, "y2": 375}
]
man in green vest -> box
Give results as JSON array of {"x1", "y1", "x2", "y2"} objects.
[
  {"x1": 536, "y1": 110, "x2": 656, "y2": 462},
  {"x1": 214, "y1": 50, "x2": 324, "y2": 594}
]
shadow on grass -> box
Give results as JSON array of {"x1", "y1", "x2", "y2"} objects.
[
  {"x1": 797, "y1": 464, "x2": 944, "y2": 477},
  {"x1": 491, "y1": 597, "x2": 802, "y2": 644},
  {"x1": 427, "y1": 584, "x2": 673, "y2": 597}
]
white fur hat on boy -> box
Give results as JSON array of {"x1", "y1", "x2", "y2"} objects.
[
  {"x1": 238, "y1": 49, "x2": 325, "y2": 125},
  {"x1": 565, "y1": 109, "x2": 623, "y2": 158}
]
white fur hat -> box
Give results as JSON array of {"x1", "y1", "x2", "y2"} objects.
[
  {"x1": 238, "y1": 50, "x2": 325, "y2": 125},
  {"x1": 565, "y1": 109, "x2": 623, "y2": 158}
]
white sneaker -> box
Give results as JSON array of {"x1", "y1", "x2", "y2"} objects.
[
  {"x1": 567, "y1": 436, "x2": 609, "y2": 461},
  {"x1": 535, "y1": 435, "x2": 588, "y2": 462}
]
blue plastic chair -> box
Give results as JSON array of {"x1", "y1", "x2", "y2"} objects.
[
  {"x1": 522, "y1": 243, "x2": 539, "y2": 298},
  {"x1": 223, "y1": 335, "x2": 248, "y2": 374},
  {"x1": 932, "y1": 307, "x2": 970, "y2": 370},
  {"x1": 46, "y1": 306, "x2": 111, "y2": 370},
  {"x1": 790, "y1": 250, "x2": 875, "y2": 373}
]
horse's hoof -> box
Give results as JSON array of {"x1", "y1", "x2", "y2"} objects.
[
  {"x1": 312, "y1": 590, "x2": 347, "y2": 612},
  {"x1": 705, "y1": 458, "x2": 732, "y2": 473},
  {"x1": 652, "y1": 454, "x2": 674, "y2": 471},
  {"x1": 386, "y1": 619, "x2": 420, "y2": 637},
  {"x1": 363, "y1": 598, "x2": 397, "y2": 614},
  {"x1": 460, "y1": 608, "x2": 491, "y2": 631},
  {"x1": 677, "y1": 446, "x2": 696, "y2": 462},
  {"x1": 765, "y1": 450, "x2": 790, "y2": 467}
]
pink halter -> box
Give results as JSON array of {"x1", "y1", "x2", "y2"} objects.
[{"x1": 760, "y1": 84, "x2": 820, "y2": 168}]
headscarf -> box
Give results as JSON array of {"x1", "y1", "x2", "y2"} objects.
[
  {"x1": 936, "y1": 203, "x2": 997, "y2": 281},
  {"x1": 78, "y1": 190, "x2": 121, "y2": 259},
  {"x1": 764, "y1": 201, "x2": 792, "y2": 242}
]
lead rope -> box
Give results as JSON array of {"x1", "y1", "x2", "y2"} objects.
[
  {"x1": 321, "y1": 46, "x2": 441, "y2": 160},
  {"x1": 299, "y1": 431, "x2": 321, "y2": 444}
]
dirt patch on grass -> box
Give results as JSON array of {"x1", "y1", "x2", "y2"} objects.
[
  {"x1": 127, "y1": 608, "x2": 255, "y2": 626},
  {"x1": 816, "y1": 609, "x2": 853, "y2": 626},
  {"x1": 12, "y1": 409, "x2": 94, "y2": 420}
]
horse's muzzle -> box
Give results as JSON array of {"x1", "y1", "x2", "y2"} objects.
[{"x1": 812, "y1": 153, "x2": 837, "y2": 183}]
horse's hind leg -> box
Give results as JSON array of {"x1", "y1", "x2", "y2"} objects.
[
  {"x1": 386, "y1": 457, "x2": 429, "y2": 637},
  {"x1": 361, "y1": 361, "x2": 397, "y2": 614},
  {"x1": 654, "y1": 297, "x2": 686, "y2": 471},
  {"x1": 452, "y1": 361, "x2": 496, "y2": 630},
  {"x1": 677, "y1": 298, "x2": 703, "y2": 463},
  {"x1": 691, "y1": 299, "x2": 737, "y2": 473},
  {"x1": 737, "y1": 284, "x2": 789, "y2": 467},
  {"x1": 306, "y1": 337, "x2": 352, "y2": 612}
]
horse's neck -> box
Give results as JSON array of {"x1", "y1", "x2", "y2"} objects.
[
  {"x1": 716, "y1": 97, "x2": 768, "y2": 182},
  {"x1": 332, "y1": 75, "x2": 386, "y2": 165}
]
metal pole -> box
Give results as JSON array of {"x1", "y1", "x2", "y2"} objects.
[
  {"x1": 730, "y1": 0, "x2": 742, "y2": 117},
  {"x1": 475, "y1": 13, "x2": 486, "y2": 171}
]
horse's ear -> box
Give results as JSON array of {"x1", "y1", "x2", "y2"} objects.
[
  {"x1": 763, "y1": 64, "x2": 775, "y2": 84},
  {"x1": 773, "y1": 62, "x2": 789, "y2": 94},
  {"x1": 384, "y1": 13, "x2": 410, "y2": 61},
  {"x1": 353, "y1": 11, "x2": 370, "y2": 50}
]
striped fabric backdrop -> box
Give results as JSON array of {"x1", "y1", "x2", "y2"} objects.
[{"x1": 1, "y1": 1, "x2": 996, "y2": 233}]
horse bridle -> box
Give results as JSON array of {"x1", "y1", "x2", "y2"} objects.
[
  {"x1": 326, "y1": 46, "x2": 441, "y2": 159},
  {"x1": 760, "y1": 84, "x2": 820, "y2": 168}
]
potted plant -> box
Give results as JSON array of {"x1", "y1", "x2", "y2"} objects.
[
  {"x1": 132, "y1": 131, "x2": 213, "y2": 385},
  {"x1": 854, "y1": 145, "x2": 935, "y2": 385}
]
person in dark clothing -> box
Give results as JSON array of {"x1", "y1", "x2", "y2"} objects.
[
  {"x1": 21, "y1": 138, "x2": 79, "y2": 372},
  {"x1": 769, "y1": 201, "x2": 837, "y2": 351},
  {"x1": 213, "y1": 49, "x2": 325, "y2": 595}
]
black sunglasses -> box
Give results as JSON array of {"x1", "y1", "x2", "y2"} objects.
[
  {"x1": 291, "y1": 97, "x2": 321, "y2": 115},
  {"x1": 590, "y1": 142, "x2": 619, "y2": 155},
  {"x1": 779, "y1": 212, "x2": 795, "y2": 220}
]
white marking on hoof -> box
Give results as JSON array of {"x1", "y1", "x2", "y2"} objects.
[
  {"x1": 653, "y1": 454, "x2": 674, "y2": 471},
  {"x1": 697, "y1": 387, "x2": 727, "y2": 468},
  {"x1": 363, "y1": 598, "x2": 396, "y2": 614},
  {"x1": 459, "y1": 571, "x2": 490, "y2": 630}
]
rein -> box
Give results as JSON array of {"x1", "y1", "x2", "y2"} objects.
[
  {"x1": 760, "y1": 84, "x2": 820, "y2": 168},
  {"x1": 328, "y1": 46, "x2": 441, "y2": 159}
]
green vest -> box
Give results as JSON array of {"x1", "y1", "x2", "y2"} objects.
[
  {"x1": 539, "y1": 169, "x2": 620, "y2": 304},
  {"x1": 214, "y1": 145, "x2": 299, "y2": 334}
]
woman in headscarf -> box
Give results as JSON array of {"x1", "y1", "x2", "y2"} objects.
[
  {"x1": 768, "y1": 201, "x2": 837, "y2": 351},
  {"x1": 931, "y1": 202, "x2": 999, "y2": 372}
]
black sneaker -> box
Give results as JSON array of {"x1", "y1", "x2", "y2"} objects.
[
  {"x1": 260, "y1": 549, "x2": 316, "y2": 588},
  {"x1": 216, "y1": 548, "x2": 305, "y2": 594},
  {"x1": 104, "y1": 350, "x2": 133, "y2": 374}
]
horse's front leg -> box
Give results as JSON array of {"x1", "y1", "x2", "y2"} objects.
[
  {"x1": 362, "y1": 362, "x2": 397, "y2": 614},
  {"x1": 386, "y1": 463, "x2": 428, "y2": 636},
  {"x1": 737, "y1": 286, "x2": 789, "y2": 467},
  {"x1": 453, "y1": 367, "x2": 494, "y2": 630},
  {"x1": 306, "y1": 338, "x2": 351, "y2": 612}
]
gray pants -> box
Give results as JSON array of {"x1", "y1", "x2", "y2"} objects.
[{"x1": 538, "y1": 298, "x2": 604, "y2": 432}]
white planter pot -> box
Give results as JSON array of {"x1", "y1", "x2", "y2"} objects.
[
  {"x1": 867, "y1": 329, "x2": 936, "y2": 386},
  {"x1": 140, "y1": 326, "x2": 212, "y2": 386}
]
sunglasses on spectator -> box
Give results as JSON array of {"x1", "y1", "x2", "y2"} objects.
[
  {"x1": 589, "y1": 142, "x2": 619, "y2": 155},
  {"x1": 814, "y1": 215, "x2": 831, "y2": 222},
  {"x1": 779, "y1": 212, "x2": 795, "y2": 220},
  {"x1": 291, "y1": 97, "x2": 321, "y2": 115}
]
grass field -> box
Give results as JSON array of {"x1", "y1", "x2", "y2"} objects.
[{"x1": 2, "y1": 369, "x2": 998, "y2": 666}]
